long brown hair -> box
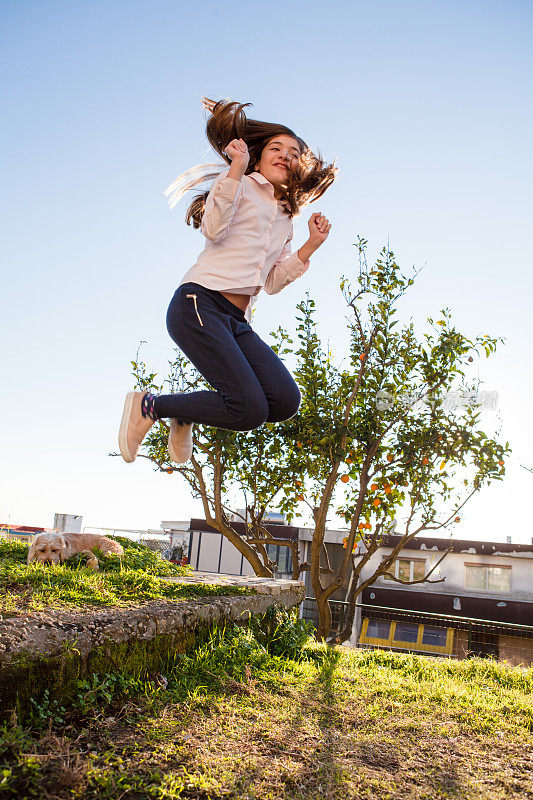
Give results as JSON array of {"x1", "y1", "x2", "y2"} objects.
[{"x1": 164, "y1": 97, "x2": 338, "y2": 227}]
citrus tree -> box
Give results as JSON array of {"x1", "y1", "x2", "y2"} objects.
[
  {"x1": 117, "y1": 237, "x2": 509, "y2": 643},
  {"x1": 289, "y1": 238, "x2": 509, "y2": 642}
]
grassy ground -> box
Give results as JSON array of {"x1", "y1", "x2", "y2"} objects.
[
  {"x1": 0, "y1": 538, "x2": 253, "y2": 612},
  {"x1": 1, "y1": 622, "x2": 532, "y2": 800}
]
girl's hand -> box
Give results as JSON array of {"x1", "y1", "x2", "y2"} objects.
[
  {"x1": 224, "y1": 139, "x2": 250, "y2": 168},
  {"x1": 308, "y1": 212, "x2": 331, "y2": 245}
]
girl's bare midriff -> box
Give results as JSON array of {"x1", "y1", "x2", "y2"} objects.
[{"x1": 220, "y1": 291, "x2": 250, "y2": 313}]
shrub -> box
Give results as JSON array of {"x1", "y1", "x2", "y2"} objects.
[{"x1": 249, "y1": 605, "x2": 315, "y2": 661}]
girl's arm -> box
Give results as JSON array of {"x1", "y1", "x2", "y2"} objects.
[
  {"x1": 296, "y1": 238, "x2": 322, "y2": 264},
  {"x1": 200, "y1": 172, "x2": 243, "y2": 242},
  {"x1": 264, "y1": 213, "x2": 332, "y2": 295},
  {"x1": 263, "y1": 226, "x2": 310, "y2": 295},
  {"x1": 201, "y1": 138, "x2": 249, "y2": 243}
]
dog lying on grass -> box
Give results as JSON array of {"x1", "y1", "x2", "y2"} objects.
[{"x1": 27, "y1": 532, "x2": 124, "y2": 570}]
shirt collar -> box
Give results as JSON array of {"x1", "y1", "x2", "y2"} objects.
[{"x1": 249, "y1": 171, "x2": 291, "y2": 211}]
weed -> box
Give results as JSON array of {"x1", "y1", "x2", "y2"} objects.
[
  {"x1": 74, "y1": 672, "x2": 144, "y2": 716},
  {"x1": 249, "y1": 605, "x2": 315, "y2": 661},
  {"x1": 29, "y1": 690, "x2": 67, "y2": 729}
]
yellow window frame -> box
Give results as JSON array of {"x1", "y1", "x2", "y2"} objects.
[{"x1": 359, "y1": 617, "x2": 454, "y2": 655}]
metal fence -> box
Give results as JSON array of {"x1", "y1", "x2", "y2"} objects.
[{"x1": 302, "y1": 597, "x2": 533, "y2": 667}]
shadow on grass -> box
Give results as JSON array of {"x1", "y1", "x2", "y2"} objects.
[
  {"x1": 264, "y1": 646, "x2": 467, "y2": 799},
  {"x1": 257, "y1": 646, "x2": 352, "y2": 797}
]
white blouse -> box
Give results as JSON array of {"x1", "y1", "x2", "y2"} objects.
[{"x1": 178, "y1": 169, "x2": 310, "y2": 324}]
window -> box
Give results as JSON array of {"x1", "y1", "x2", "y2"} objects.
[
  {"x1": 394, "y1": 622, "x2": 419, "y2": 643},
  {"x1": 366, "y1": 618, "x2": 391, "y2": 640},
  {"x1": 465, "y1": 564, "x2": 510, "y2": 593},
  {"x1": 382, "y1": 557, "x2": 426, "y2": 583},
  {"x1": 422, "y1": 625, "x2": 447, "y2": 647},
  {"x1": 266, "y1": 544, "x2": 293, "y2": 575},
  {"x1": 359, "y1": 618, "x2": 453, "y2": 654}
]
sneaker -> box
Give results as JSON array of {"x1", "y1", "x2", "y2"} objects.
[
  {"x1": 168, "y1": 419, "x2": 194, "y2": 463},
  {"x1": 118, "y1": 391, "x2": 156, "y2": 463}
]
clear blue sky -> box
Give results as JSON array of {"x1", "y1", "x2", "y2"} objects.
[{"x1": 2, "y1": 0, "x2": 532, "y2": 543}]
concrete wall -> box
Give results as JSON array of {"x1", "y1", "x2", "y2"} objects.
[{"x1": 356, "y1": 546, "x2": 533, "y2": 604}]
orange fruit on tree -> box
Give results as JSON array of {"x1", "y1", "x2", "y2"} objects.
[
  {"x1": 371, "y1": 483, "x2": 378, "y2": 491},
  {"x1": 423, "y1": 457, "x2": 429, "y2": 465},
  {"x1": 498, "y1": 460, "x2": 504, "y2": 466},
  {"x1": 365, "y1": 522, "x2": 372, "y2": 529},
  {"x1": 373, "y1": 498, "x2": 380, "y2": 507},
  {"x1": 166, "y1": 468, "x2": 173, "y2": 474},
  {"x1": 359, "y1": 353, "x2": 365, "y2": 361},
  {"x1": 454, "y1": 516, "x2": 460, "y2": 522},
  {"x1": 346, "y1": 457, "x2": 353, "y2": 464},
  {"x1": 340, "y1": 475, "x2": 350, "y2": 483},
  {"x1": 387, "y1": 453, "x2": 394, "y2": 462},
  {"x1": 384, "y1": 486, "x2": 392, "y2": 494},
  {"x1": 359, "y1": 523, "x2": 365, "y2": 530}
]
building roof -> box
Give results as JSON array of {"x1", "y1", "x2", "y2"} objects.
[
  {"x1": 189, "y1": 518, "x2": 533, "y2": 556},
  {"x1": 190, "y1": 517, "x2": 300, "y2": 541},
  {"x1": 0, "y1": 524, "x2": 46, "y2": 533},
  {"x1": 376, "y1": 534, "x2": 533, "y2": 557}
]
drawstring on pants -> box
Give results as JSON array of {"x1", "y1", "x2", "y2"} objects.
[{"x1": 186, "y1": 294, "x2": 204, "y2": 326}]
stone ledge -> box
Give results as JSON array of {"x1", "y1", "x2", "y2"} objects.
[
  {"x1": 172, "y1": 571, "x2": 303, "y2": 593},
  {"x1": 0, "y1": 574, "x2": 304, "y2": 666},
  {"x1": 0, "y1": 573, "x2": 305, "y2": 716}
]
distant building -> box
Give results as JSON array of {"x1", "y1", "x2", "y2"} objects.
[
  {"x1": 163, "y1": 515, "x2": 533, "y2": 666},
  {"x1": 350, "y1": 534, "x2": 533, "y2": 667},
  {"x1": 1, "y1": 513, "x2": 83, "y2": 541},
  {"x1": 0, "y1": 524, "x2": 46, "y2": 542}
]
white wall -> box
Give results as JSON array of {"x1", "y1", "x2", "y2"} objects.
[{"x1": 358, "y1": 547, "x2": 533, "y2": 602}]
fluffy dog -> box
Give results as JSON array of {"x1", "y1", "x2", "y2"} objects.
[{"x1": 27, "y1": 532, "x2": 124, "y2": 570}]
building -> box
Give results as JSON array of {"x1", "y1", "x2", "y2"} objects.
[
  {"x1": 177, "y1": 513, "x2": 302, "y2": 579},
  {"x1": 350, "y1": 533, "x2": 533, "y2": 667},
  {"x1": 0, "y1": 524, "x2": 46, "y2": 542},
  {"x1": 164, "y1": 515, "x2": 533, "y2": 666},
  {"x1": 54, "y1": 514, "x2": 82, "y2": 534}
]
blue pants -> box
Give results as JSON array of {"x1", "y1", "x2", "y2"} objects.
[{"x1": 153, "y1": 282, "x2": 301, "y2": 431}]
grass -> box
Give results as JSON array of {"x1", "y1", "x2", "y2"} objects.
[
  {"x1": 0, "y1": 538, "x2": 255, "y2": 612},
  {"x1": 1, "y1": 623, "x2": 532, "y2": 800}
]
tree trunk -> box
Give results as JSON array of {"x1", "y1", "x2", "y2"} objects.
[
  {"x1": 315, "y1": 589, "x2": 332, "y2": 641},
  {"x1": 330, "y1": 571, "x2": 359, "y2": 645}
]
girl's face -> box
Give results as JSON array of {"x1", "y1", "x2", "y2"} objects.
[{"x1": 254, "y1": 135, "x2": 301, "y2": 195}]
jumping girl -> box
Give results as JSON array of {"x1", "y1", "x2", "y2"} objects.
[{"x1": 119, "y1": 97, "x2": 338, "y2": 465}]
